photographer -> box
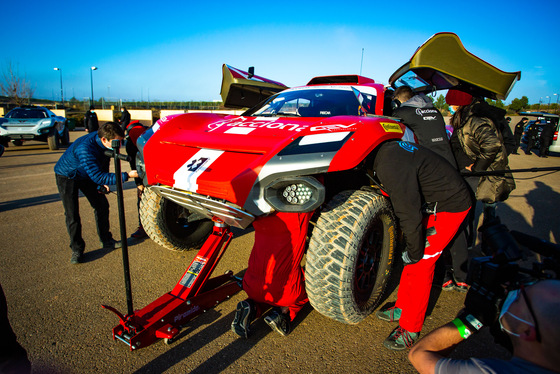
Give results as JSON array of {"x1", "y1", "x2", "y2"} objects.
[
  {"x1": 54, "y1": 122, "x2": 138, "y2": 264},
  {"x1": 409, "y1": 279, "x2": 560, "y2": 373}
]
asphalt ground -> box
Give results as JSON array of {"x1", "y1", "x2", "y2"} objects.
[{"x1": 0, "y1": 126, "x2": 559, "y2": 373}]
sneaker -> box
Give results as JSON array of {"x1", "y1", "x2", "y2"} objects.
[
  {"x1": 131, "y1": 226, "x2": 148, "y2": 239},
  {"x1": 375, "y1": 305, "x2": 402, "y2": 322},
  {"x1": 264, "y1": 308, "x2": 291, "y2": 336},
  {"x1": 101, "y1": 238, "x2": 122, "y2": 250},
  {"x1": 71, "y1": 252, "x2": 83, "y2": 264},
  {"x1": 231, "y1": 300, "x2": 255, "y2": 338},
  {"x1": 442, "y1": 279, "x2": 455, "y2": 291},
  {"x1": 454, "y1": 282, "x2": 469, "y2": 293},
  {"x1": 383, "y1": 326, "x2": 419, "y2": 351}
]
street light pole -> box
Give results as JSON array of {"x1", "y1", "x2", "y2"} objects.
[
  {"x1": 546, "y1": 95, "x2": 551, "y2": 110},
  {"x1": 554, "y1": 93, "x2": 559, "y2": 114},
  {"x1": 90, "y1": 66, "x2": 98, "y2": 106},
  {"x1": 53, "y1": 67, "x2": 64, "y2": 106}
]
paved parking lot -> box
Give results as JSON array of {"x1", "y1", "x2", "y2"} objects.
[{"x1": 0, "y1": 130, "x2": 559, "y2": 373}]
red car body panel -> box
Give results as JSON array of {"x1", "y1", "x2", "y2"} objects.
[{"x1": 142, "y1": 111, "x2": 405, "y2": 210}]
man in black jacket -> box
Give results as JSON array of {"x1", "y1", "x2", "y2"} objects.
[
  {"x1": 84, "y1": 105, "x2": 99, "y2": 133},
  {"x1": 373, "y1": 141, "x2": 472, "y2": 351},
  {"x1": 119, "y1": 106, "x2": 131, "y2": 132},
  {"x1": 512, "y1": 117, "x2": 528, "y2": 155}
]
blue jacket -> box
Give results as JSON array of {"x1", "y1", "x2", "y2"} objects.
[{"x1": 54, "y1": 131, "x2": 128, "y2": 185}]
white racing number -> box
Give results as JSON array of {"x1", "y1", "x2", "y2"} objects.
[{"x1": 173, "y1": 149, "x2": 224, "y2": 192}]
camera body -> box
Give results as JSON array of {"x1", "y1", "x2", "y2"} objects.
[{"x1": 463, "y1": 217, "x2": 560, "y2": 331}]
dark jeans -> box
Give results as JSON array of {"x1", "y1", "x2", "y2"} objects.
[{"x1": 56, "y1": 174, "x2": 112, "y2": 254}]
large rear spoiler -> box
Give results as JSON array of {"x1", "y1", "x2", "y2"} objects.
[
  {"x1": 220, "y1": 64, "x2": 288, "y2": 109},
  {"x1": 389, "y1": 32, "x2": 521, "y2": 101}
]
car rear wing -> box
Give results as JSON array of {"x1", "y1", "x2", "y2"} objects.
[
  {"x1": 389, "y1": 32, "x2": 521, "y2": 101},
  {"x1": 220, "y1": 64, "x2": 288, "y2": 109}
]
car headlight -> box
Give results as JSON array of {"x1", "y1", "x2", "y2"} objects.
[
  {"x1": 264, "y1": 176, "x2": 324, "y2": 212},
  {"x1": 39, "y1": 119, "x2": 52, "y2": 127}
]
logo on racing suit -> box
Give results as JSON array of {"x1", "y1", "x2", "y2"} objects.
[{"x1": 398, "y1": 141, "x2": 418, "y2": 153}]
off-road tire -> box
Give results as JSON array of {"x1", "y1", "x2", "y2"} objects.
[
  {"x1": 47, "y1": 129, "x2": 59, "y2": 150},
  {"x1": 140, "y1": 187, "x2": 213, "y2": 251},
  {"x1": 305, "y1": 189, "x2": 397, "y2": 324}
]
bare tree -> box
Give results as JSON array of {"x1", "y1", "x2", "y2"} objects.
[{"x1": 0, "y1": 61, "x2": 35, "y2": 106}]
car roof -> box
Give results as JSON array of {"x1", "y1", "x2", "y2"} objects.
[{"x1": 388, "y1": 32, "x2": 521, "y2": 101}]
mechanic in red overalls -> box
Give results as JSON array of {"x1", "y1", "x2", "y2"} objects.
[
  {"x1": 231, "y1": 211, "x2": 312, "y2": 337},
  {"x1": 373, "y1": 140, "x2": 472, "y2": 351}
]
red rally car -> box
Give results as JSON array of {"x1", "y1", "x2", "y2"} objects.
[{"x1": 134, "y1": 32, "x2": 520, "y2": 325}]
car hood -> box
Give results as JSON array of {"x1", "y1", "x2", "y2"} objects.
[{"x1": 389, "y1": 32, "x2": 521, "y2": 100}]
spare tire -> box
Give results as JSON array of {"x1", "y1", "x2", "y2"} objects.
[
  {"x1": 140, "y1": 187, "x2": 213, "y2": 251},
  {"x1": 305, "y1": 189, "x2": 397, "y2": 324}
]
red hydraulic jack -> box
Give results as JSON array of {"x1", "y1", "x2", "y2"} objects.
[
  {"x1": 101, "y1": 140, "x2": 242, "y2": 351},
  {"x1": 102, "y1": 218, "x2": 242, "y2": 350}
]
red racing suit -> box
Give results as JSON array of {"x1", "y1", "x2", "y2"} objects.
[{"x1": 242, "y1": 211, "x2": 312, "y2": 321}]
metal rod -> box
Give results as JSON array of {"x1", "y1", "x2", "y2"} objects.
[
  {"x1": 110, "y1": 139, "x2": 134, "y2": 315},
  {"x1": 461, "y1": 166, "x2": 560, "y2": 177}
]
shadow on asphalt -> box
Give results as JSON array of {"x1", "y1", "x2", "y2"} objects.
[
  {"x1": 129, "y1": 268, "x2": 313, "y2": 373},
  {"x1": 0, "y1": 160, "x2": 59, "y2": 169},
  {"x1": 0, "y1": 181, "x2": 138, "y2": 213}
]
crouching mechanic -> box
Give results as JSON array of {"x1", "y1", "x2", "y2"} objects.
[
  {"x1": 409, "y1": 279, "x2": 560, "y2": 373},
  {"x1": 373, "y1": 141, "x2": 472, "y2": 350},
  {"x1": 54, "y1": 122, "x2": 138, "y2": 264},
  {"x1": 231, "y1": 211, "x2": 312, "y2": 337}
]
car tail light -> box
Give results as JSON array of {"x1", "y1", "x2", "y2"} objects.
[{"x1": 554, "y1": 130, "x2": 558, "y2": 142}]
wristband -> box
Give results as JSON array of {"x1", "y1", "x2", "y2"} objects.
[{"x1": 452, "y1": 318, "x2": 472, "y2": 339}]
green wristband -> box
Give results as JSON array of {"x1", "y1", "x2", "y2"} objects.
[{"x1": 452, "y1": 318, "x2": 472, "y2": 339}]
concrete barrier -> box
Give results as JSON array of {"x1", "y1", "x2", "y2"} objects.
[
  {"x1": 52, "y1": 109, "x2": 67, "y2": 118},
  {"x1": 129, "y1": 110, "x2": 153, "y2": 127},
  {"x1": 96, "y1": 109, "x2": 114, "y2": 123}
]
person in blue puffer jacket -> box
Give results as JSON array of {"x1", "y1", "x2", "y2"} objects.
[{"x1": 54, "y1": 122, "x2": 138, "y2": 264}]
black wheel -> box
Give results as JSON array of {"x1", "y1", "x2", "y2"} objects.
[
  {"x1": 47, "y1": 129, "x2": 59, "y2": 150},
  {"x1": 60, "y1": 126, "x2": 70, "y2": 146},
  {"x1": 11, "y1": 140, "x2": 23, "y2": 146},
  {"x1": 305, "y1": 189, "x2": 397, "y2": 324},
  {"x1": 140, "y1": 187, "x2": 213, "y2": 251}
]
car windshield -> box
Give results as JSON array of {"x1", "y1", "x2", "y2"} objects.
[
  {"x1": 246, "y1": 87, "x2": 373, "y2": 117},
  {"x1": 392, "y1": 70, "x2": 430, "y2": 91},
  {"x1": 7, "y1": 109, "x2": 48, "y2": 119}
]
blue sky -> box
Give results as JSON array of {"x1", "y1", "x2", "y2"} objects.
[{"x1": 3, "y1": 0, "x2": 559, "y2": 105}]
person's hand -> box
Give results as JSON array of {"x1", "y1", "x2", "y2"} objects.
[
  {"x1": 137, "y1": 185, "x2": 144, "y2": 198},
  {"x1": 465, "y1": 163, "x2": 473, "y2": 171},
  {"x1": 128, "y1": 170, "x2": 139, "y2": 179}
]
